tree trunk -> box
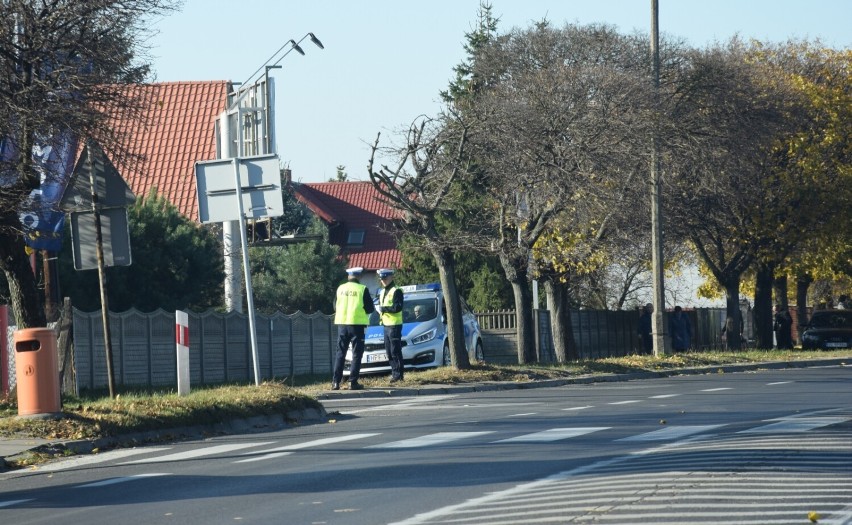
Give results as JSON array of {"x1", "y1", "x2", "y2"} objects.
[
  {"x1": 56, "y1": 297, "x2": 76, "y2": 394},
  {"x1": 773, "y1": 274, "x2": 789, "y2": 309},
  {"x1": 0, "y1": 226, "x2": 47, "y2": 329},
  {"x1": 510, "y1": 277, "x2": 536, "y2": 364},
  {"x1": 544, "y1": 279, "x2": 568, "y2": 363},
  {"x1": 499, "y1": 251, "x2": 536, "y2": 364},
  {"x1": 724, "y1": 279, "x2": 743, "y2": 350},
  {"x1": 431, "y1": 246, "x2": 470, "y2": 369},
  {"x1": 753, "y1": 262, "x2": 774, "y2": 349},
  {"x1": 795, "y1": 273, "x2": 813, "y2": 344}
]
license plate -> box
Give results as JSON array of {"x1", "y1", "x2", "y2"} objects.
[
  {"x1": 825, "y1": 342, "x2": 848, "y2": 348},
  {"x1": 366, "y1": 353, "x2": 388, "y2": 363}
]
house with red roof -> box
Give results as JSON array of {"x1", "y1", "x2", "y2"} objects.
[
  {"x1": 97, "y1": 80, "x2": 402, "y2": 293},
  {"x1": 106, "y1": 81, "x2": 231, "y2": 220},
  {"x1": 292, "y1": 180, "x2": 402, "y2": 292}
]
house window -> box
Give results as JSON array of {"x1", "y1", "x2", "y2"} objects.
[{"x1": 347, "y1": 229, "x2": 365, "y2": 246}]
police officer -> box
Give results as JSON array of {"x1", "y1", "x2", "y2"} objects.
[
  {"x1": 376, "y1": 268, "x2": 404, "y2": 382},
  {"x1": 332, "y1": 267, "x2": 375, "y2": 390}
]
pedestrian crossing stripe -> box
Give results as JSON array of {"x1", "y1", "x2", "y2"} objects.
[
  {"x1": 76, "y1": 473, "x2": 170, "y2": 488},
  {"x1": 368, "y1": 432, "x2": 493, "y2": 449},
  {"x1": 235, "y1": 433, "x2": 381, "y2": 463},
  {"x1": 738, "y1": 416, "x2": 850, "y2": 434},
  {"x1": 494, "y1": 427, "x2": 609, "y2": 443},
  {"x1": 618, "y1": 424, "x2": 724, "y2": 441},
  {"x1": 122, "y1": 442, "x2": 275, "y2": 464}
]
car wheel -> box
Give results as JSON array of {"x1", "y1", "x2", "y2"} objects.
[
  {"x1": 475, "y1": 340, "x2": 484, "y2": 362},
  {"x1": 442, "y1": 342, "x2": 451, "y2": 366}
]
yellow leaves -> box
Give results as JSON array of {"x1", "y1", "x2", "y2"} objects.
[{"x1": 808, "y1": 511, "x2": 822, "y2": 522}]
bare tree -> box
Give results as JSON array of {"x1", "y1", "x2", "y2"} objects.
[
  {"x1": 367, "y1": 114, "x2": 486, "y2": 369},
  {"x1": 0, "y1": 0, "x2": 178, "y2": 328}
]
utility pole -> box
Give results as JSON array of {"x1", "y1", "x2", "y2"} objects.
[{"x1": 650, "y1": 0, "x2": 667, "y2": 357}]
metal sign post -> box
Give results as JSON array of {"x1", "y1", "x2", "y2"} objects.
[
  {"x1": 195, "y1": 154, "x2": 283, "y2": 386},
  {"x1": 231, "y1": 158, "x2": 261, "y2": 386}
]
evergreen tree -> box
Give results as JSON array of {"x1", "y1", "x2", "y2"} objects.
[
  {"x1": 59, "y1": 190, "x2": 224, "y2": 312},
  {"x1": 250, "y1": 217, "x2": 345, "y2": 314}
]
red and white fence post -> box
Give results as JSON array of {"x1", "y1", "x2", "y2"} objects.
[{"x1": 175, "y1": 310, "x2": 190, "y2": 396}]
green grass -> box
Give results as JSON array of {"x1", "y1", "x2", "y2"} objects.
[{"x1": 2, "y1": 349, "x2": 848, "y2": 444}]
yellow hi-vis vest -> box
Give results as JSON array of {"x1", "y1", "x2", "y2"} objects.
[
  {"x1": 379, "y1": 285, "x2": 403, "y2": 326},
  {"x1": 334, "y1": 281, "x2": 369, "y2": 325}
]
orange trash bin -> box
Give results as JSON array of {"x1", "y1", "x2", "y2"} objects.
[{"x1": 14, "y1": 327, "x2": 61, "y2": 417}]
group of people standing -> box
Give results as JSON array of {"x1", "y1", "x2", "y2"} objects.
[
  {"x1": 637, "y1": 303, "x2": 693, "y2": 353},
  {"x1": 638, "y1": 302, "x2": 798, "y2": 352},
  {"x1": 330, "y1": 266, "x2": 405, "y2": 391}
]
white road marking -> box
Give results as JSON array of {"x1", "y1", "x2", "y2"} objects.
[
  {"x1": 767, "y1": 381, "x2": 793, "y2": 385},
  {"x1": 0, "y1": 499, "x2": 34, "y2": 508},
  {"x1": 369, "y1": 432, "x2": 493, "y2": 449},
  {"x1": 396, "y1": 395, "x2": 457, "y2": 404},
  {"x1": 650, "y1": 393, "x2": 680, "y2": 399},
  {"x1": 507, "y1": 412, "x2": 537, "y2": 417},
  {"x1": 76, "y1": 473, "x2": 170, "y2": 488},
  {"x1": 235, "y1": 433, "x2": 380, "y2": 463},
  {"x1": 618, "y1": 424, "x2": 725, "y2": 441},
  {"x1": 562, "y1": 405, "x2": 593, "y2": 411},
  {"x1": 739, "y1": 417, "x2": 850, "y2": 434},
  {"x1": 701, "y1": 387, "x2": 732, "y2": 392},
  {"x1": 122, "y1": 442, "x2": 274, "y2": 464},
  {"x1": 341, "y1": 401, "x2": 537, "y2": 414},
  {"x1": 494, "y1": 427, "x2": 609, "y2": 443},
  {"x1": 0, "y1": 447, "x2": 173, "y2": 476},
  {"x1": 608, "y1": 400, "x2": 641, "y2": 405}
]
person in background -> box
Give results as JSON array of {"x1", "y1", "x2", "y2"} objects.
[
  {"x1": 413, "y1": 305, "x2": 426, "y2": 321},
  {"x1": 669, "y1": 305, "x2": 692, "y2": 353},
  {"x1": 638, "y1": 303, "x2": 653, "y2": 353},
  {"x1": 376, "y1": 268, "x2": 405, "y2": 383},
  {"x1": 331, "y1": 267, "x2": 375, "y2": 390},
  {"x1": 773, "y1": 304, "x2": 794, "y2": 349},
  {"x1": 722, "y1": 311, "x2": 744, "y2": 350}
]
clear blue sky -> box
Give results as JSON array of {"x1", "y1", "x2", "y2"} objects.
[{"x1": 149, "y1": 1, "x2": 851, "y2": 184}]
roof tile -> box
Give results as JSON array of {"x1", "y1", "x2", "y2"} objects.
[{"x1": 108, "y1": 81, "x2": 228, "y2": 221}]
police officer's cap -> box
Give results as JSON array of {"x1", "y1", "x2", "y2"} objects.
[
  {"x1": 377, "y1": 268, "x2": 395, "y2": 279},
  {"x1": 345, "y1": 267, "x2": 364, "y2": 276}
]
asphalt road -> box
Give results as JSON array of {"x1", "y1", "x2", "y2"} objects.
[{"x1": 2, "y1": 365, "x2": 851, "y2": 524}]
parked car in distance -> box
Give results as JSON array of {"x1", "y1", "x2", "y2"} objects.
[
  {"x1": 344, "y1": 283, "x2": 484, "y2": 376},
  {"x1": 800, "y1": 309, "x2": 852, "y2": 350}
]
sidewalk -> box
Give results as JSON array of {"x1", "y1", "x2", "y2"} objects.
[{"x1": 2, "y1": 356, "x2": 849, "y2": 471}]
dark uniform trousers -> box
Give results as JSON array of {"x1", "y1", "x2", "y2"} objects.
[
  {"x1": 333, "y1": 325, "x2": 366, "y2": 384},
  {"x1": 384, "y1": 324, "x2": 403, "y2": 380}
]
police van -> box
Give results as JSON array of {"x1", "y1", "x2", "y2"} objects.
[{"x1": 344, "y1": 283, "x2": 484, "y2": 376}]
